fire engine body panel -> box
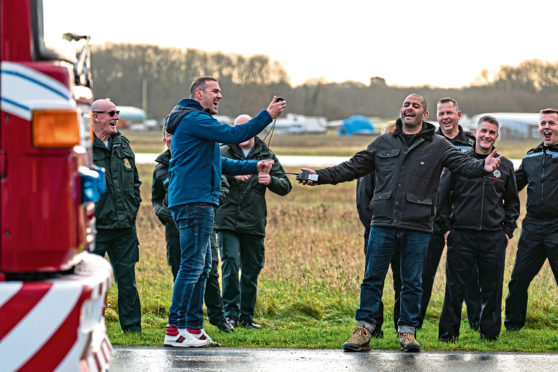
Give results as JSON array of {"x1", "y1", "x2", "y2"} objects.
[{"x1": 0, "y1": 0, "x2": 113, "y2": 370}]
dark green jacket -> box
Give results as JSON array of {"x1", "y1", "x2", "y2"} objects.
[
  {"x1": 93, "y1": 132, "x2": 141, "y2": 229},
  {"x1": 152, "y1": 150, "x2": 178, "y2": 235},
  {"x1": 215, "y1": 137, "x2": 292, "y2": 237}
]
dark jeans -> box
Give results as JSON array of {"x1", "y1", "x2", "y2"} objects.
[
  {"x1": 166, "y1": 228, "x2": 226, "y2": 325},
  {"x1": 356, "y1": 226, "x2": 430, "y2": 334},
  {"x1": 168, "y1": 203, "x2": 213, "y2": 329},
  {"x1": 420, "y1": 230, "x2": 481, "y2": 329},
  {"x1": 218, "y1": 231, "x2": 265, "y2": 322},
  {"x1": 505, "y1": 216, "x2": 558, "y2": 331},
  {"x1": 94, "y1": 226, "x2": 142, "y2": 332},
  {"x1": 364, "y1": 226, "x2": 401, "y2": 333},
  {"x1": 439, "y1": 229, "x2": 507, "y2": 341}
]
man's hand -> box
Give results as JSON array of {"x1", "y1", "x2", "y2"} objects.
[
  {"x1": 299, "y1": 167, "x2": 317, "y2": 186},
  {"x1": 257, "y1": 159, "x2": 274, "y2": 174},
  {"x1": 484, "y1": 149, "x2": 501, "y2": 172},
  {"x1": 444, "y1": 231, "x2": 450, "y2": 244},
  {"x1": 266, "y1": 96, "x2": 287, "y2": 119},
  {"x1": 258, "y1": 173, "x2": 271, "y2": 185},
  {"x1": 234, "y1": 175, "x2": 251, "y2": 182}
]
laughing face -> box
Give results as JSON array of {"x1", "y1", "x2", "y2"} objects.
[
  {"x1": 538, "y1": 113, "x2": 558, "y2": 146},
  {"x1": 198, "y1": 80, "x2": 222, "y2": 115},
  {"x1": 436, "y1": 101, "x2": 462, "y2": 138},
  {"x1": 475, "y1": 121, "x2": 499, "y2": 154},
  {"x1": 400, "y1": 95, "x2": 428, "y2": 131},
  {"x1": 92, "y1": 100, "x2": 119, "y2": 141}
]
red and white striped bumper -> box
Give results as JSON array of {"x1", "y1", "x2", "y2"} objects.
[{"x1": 0, "y1": 252, "x2": 113, "y2": 371}]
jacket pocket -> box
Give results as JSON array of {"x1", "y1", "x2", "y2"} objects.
[
  {"x1": 404, "y1": 192, "x2": 434, "y2": 222},
  {"x1": 376, "y1": 150, "x2": 400, "y2": 173}
]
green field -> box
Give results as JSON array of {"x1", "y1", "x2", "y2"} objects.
[{"x1": 105, "y1": 131, "x2": 558, "y2": 352}]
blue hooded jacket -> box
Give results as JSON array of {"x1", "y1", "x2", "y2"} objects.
[{"x1": 167, "y1": 99, "x2": 272, "y2": 207}]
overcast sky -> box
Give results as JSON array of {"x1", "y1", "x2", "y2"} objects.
[{"x1": 44, "y1": 0, "x2": 558, "y2": 88}]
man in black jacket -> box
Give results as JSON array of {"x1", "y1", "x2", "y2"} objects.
[
  {"x1": 437, "y1": 115, "x2": 519, "y2": 341},
  {"x1": 300, "y1": 94, "x2": 501, "y2": 352},
  {"x1": 419, "y1": 98, "x2": 481, "y2": 330},
  {"x1": 355, "y1": 122, "x2": 401, "y2": 338},
  {"x1": 505, "y1": 108, "x2": 558, "y2": 331}
]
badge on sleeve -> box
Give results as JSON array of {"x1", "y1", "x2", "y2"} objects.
[{"x1": 123, "y1": 158, "x2": 132, "y2": 169}]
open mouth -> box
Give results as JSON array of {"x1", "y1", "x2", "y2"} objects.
[
  {"x1": 404, "y1": 111, "x2": 415, "y2": 119},
  {"x1": 543, "y1": 131, "x2": 553, "y2": 141}
]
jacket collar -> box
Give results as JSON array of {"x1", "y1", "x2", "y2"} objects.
[
  {"x1": 394, "y1": 118, "x2": 436, "y2": 141},
  {"x1": 155, "y1": 150, "x2": 171, "y2": 165}
]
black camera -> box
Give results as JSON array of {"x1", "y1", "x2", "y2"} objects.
[
  {"x1": 296, "y1": 171, "x2": 318, "y2": 182},
  {"x1": 276, "y1": 97, "x2": 284, "y2": 102}
]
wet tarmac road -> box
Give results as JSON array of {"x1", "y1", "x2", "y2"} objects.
[{"x1": 111, "y1": 346, "x2": 557, "y2": 371}]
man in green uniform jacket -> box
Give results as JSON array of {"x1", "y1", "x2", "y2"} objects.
[
  {"x1": 92, "y1": 98, "x2": 142, "y2": 333},
  {"x1": 215, "y1": 114, "x2": 292, "y2": 329}
]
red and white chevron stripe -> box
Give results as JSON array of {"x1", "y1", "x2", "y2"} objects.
[{"x1": 0, "y1": 252, "x2": 113, "y2": 371}]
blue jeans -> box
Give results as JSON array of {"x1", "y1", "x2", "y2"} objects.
[
  {"x1": 168, "y1": 203, "x2": 214, "y2": 329},
  {"x1": 356, "y1": 226, "x2": 430, "y2": 334}
]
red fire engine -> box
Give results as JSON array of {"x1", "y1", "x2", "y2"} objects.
[{"x1": 1, "y1": 0, "x2": 113, "y2": 370}]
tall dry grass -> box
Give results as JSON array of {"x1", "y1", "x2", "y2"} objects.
[{"x1": 105, "y1": 160, "x2": 557, "y2": 348}]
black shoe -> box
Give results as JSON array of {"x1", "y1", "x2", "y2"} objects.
[
  {"x1": 215, "y1": 319, "x2": 234, "y2": 332},
  {"x1": 370, "y1": 328, "x2": 384, "y2": 338},
  {"x1": 506, "y1": 324, "x2": 522, "y2": 332},
  {"x1": 439, "y1": 336, "x2": 458, "y2": 343},
  {"x1": 469, "y1": 321, "x2": 480, "y2": 332},
  {"x1": 240, "y1": 320, "x2": 261, "y2": 329},
  {"x1": 225, "y1": 317, "x2": 238, "y2": 328}
]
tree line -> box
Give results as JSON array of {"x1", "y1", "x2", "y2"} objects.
[{"x1": 91, "y1": 43, "x2": 558, "y2": 121}]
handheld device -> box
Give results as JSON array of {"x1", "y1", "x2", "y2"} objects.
[{"x1": 296, "y1": 171, "x2": 319, "y2": 182}]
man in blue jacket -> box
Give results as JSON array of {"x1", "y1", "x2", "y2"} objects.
[{"x1": 163, "y1": 77, "x2": 286, "y2": 348}]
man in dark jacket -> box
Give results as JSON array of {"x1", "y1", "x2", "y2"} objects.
[
  {"x1": 505, "y1": 108, "x2": 558, "y2": 332},
  {"x1": 163, "y1": 77, "x2": 285, "y2": 348},
  {"x1": 355, "y1": 122, "x2": 401, "y2": 338},
  {"x1": 300, "y1": 94, "x2": 501, "y2": 352},
  {"x1": 152, "y1": 128, "x2": 233, "y2": 333},
  {"x1": 437, "y1": 115, "x2": 519, "y2": 341},
  {"x1": 216, "y1": 114, "x2": 292, "y2": 329},
  {"x1": 92, "y1": 98, "x2": 142, "y2": 333},
  {"x1": 419, "y1": 98, "x2": 481, "y2": 330}
]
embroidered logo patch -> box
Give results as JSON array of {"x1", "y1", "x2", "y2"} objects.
[
  {"x1": 493, "y1": 169, "x2": 501, "y2": 178},
  {"x1": 123, "y1": 158, "x2": 132, "y2": 169}
]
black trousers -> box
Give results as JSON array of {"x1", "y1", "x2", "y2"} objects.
[
  {"x1": 505, "y1": 216, "x2": 558, "y2": 330},
  {"x1": 95, "y1": 227, "x2": 142, "y2": 332},
  {"x1": 364, "y1": 227, "x2": 401, "y2": 333},
  {"x1": 439, "y1": 229, "x2": 507, "y2": 341},
  {"x1": 420, "y1": 230, "x2": 481, "y2": 328}
]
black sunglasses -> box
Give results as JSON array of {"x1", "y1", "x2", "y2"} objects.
[{"x1": 93, "y1": 110, "x2": 120, "y2": 117}]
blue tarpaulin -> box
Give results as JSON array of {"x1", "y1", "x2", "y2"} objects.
[{"x1": 338, "y1": 115, "x2": 375, "y2": 136}]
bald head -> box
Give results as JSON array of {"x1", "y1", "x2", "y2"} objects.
[
  {"x1": 234, "y1": 114, "x2": 255, "y2": 150},
  {"x1": 91, "y1": 98, "x2": 119, "y2": 141},
  {"x1": 234, "y1": 114, "x2": 251, "y2": 125}
]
